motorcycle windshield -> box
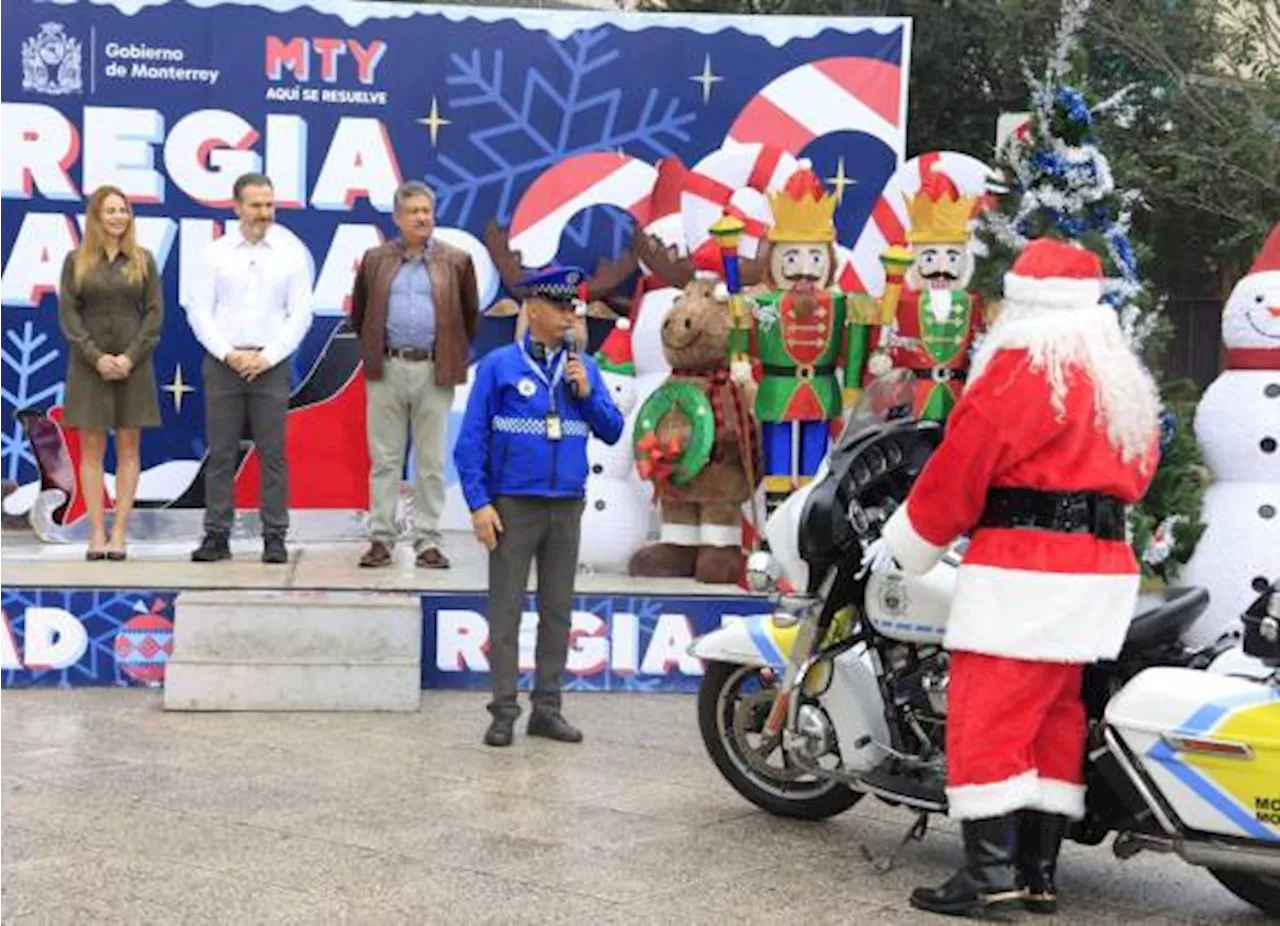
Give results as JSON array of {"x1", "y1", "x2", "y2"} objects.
[{"x1": 832, "y1": 372, "x2": 919, "y2": 453}]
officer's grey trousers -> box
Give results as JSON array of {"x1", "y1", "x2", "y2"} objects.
[{"x1": 486, "y1": 495, "x2": 586, "y2": 719}]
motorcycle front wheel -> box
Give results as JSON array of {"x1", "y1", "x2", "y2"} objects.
[
  {"x1": 697, "y1": 660, "x2": 863, "y2": 820},
  {"x1": 1209, "y1": 869, "x2": 1280, "y2": 915}
]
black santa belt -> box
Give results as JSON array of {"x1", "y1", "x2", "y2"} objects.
[{"x1": 979, "y1": 488, "x2": 1127, "y2": 541}]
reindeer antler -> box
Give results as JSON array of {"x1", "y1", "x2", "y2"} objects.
[
  {"x1": 739, "y1": 253, "x2": 768, "y2": 287},
  {"x1": 634, "y1": 233, "x2": 694, "y2": 288},
  {"x1": 583, "y1": 250, "x2": 639, "y2": 300},
  {"x1": 483, "y1": 220, "x2": 529, "y2": 297}
]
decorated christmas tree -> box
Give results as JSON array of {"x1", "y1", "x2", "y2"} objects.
[{"x1": 976, "y1": 0, "x2": 1206, "y2": 583}]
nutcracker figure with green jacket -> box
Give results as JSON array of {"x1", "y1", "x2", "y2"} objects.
[
  {"x1": 727, "y1": 167, "x2": 875, "y2": 500},
  {"x1": 868, "y1": 167, "x2": 986, "y2": 422}
]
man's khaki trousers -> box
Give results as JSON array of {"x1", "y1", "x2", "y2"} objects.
[{"x1": 365, "y1": 356, "x2": 454, "y2": 550}]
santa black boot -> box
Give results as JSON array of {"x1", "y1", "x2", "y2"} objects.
[
  {"x1": 909, "y1": 814, "x2": 1023, "y2": 917},
  {"x1": 1018, "y1": 810, "x2": 1068, "y2": 913}
]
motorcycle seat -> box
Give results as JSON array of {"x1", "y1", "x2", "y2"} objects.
[{"x1": 1124, "y1": 586, "x2": 1210, "y2": 650}]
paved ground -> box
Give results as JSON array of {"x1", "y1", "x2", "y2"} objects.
[{"x1": 0, "y1": 690, "x2": 1270, "y2": 925}]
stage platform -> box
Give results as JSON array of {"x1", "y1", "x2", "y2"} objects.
[
  {"x1": 1, "y1": 529, "x2": 770, "y2": 693},
  {"x1": 0, "y1": 529, "x2": 740, "y2": 597}
]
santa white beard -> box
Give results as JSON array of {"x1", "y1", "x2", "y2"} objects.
[{"x1": 970, "y1": 300, "x2": 1161, "y2": 466}]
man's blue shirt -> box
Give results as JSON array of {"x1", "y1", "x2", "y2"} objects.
[{"x1": 385, "y1": 241, "x2": 435, "y2": 351}]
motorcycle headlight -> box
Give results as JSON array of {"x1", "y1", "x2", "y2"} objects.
[{"x1": 745, "y1": 551, "x2": 782, "y2": 593}]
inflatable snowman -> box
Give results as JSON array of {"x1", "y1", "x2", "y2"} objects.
[
  {"x1": 1181, "y1": 223, "x2": 1280, "y2": 647},
  {"x1": 578, "y1": 319, "x2": 651, "y2": 571}
]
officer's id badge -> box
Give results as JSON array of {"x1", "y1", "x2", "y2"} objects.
[
  {"x1": 517, "y1": 377, "x2": 536, "y2": 398},
  {"x1": 545, "y1": 412, "x2": 563, "y2": 441}
]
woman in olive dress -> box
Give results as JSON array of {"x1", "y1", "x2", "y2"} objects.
[{"x1": 58, "y1": 185, "x2": 163, "y2": 560}]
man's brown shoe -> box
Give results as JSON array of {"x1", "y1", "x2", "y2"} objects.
[
  {"x1": 416, "y1": 547, "x2": 450, "y2": 569},
  {"x1": 359, "y1": 541, "x2": 393, "y2": 568}
]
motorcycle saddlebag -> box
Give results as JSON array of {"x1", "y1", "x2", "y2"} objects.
[{"x1": 1105, "y1": 667, "x2": 1280, "y2": 842}]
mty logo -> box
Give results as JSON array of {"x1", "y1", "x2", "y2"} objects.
[{"x1": 265, "y1": 36, "x2": 386, "y2": 85}]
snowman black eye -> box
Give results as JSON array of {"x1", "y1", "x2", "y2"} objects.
[
  {"x1": 592, "y1": 464, "x2": 603, "y2": 474},
  {"x1": 1258, "y1": 293, "x2": 1266, "y2": 303}
]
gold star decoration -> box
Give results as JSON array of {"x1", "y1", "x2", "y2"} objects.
[
  {"x1": 417, "y1": 95, "x2": 451, "y2": 147},
  {"x1": 827, "y1": 157, "x2": 856, "y2": 204},
  {"x1": 163, "y1": 363, "x2": 196, "y2": 414},
  {"x1": 690, "y1": 54, "x2": 722, "y2": 104}
]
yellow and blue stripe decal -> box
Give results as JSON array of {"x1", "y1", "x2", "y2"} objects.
[
  {"x1": 1146, "y1": 689, "x2": 1280, "y2": 842},
  {"x1": 744, "y1": 615, "x2": 799, "y2": 670}
]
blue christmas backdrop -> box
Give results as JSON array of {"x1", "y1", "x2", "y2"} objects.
[{"x1": 1, "y1": 0, "x2": 907, "y2": 499}]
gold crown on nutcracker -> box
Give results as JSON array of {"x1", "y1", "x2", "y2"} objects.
[
  {"x1": 768, "y1": 165, "x2": 837, "y2": 243},
  {"x1": 904, "y1": 170, "x2": 977, "y2": 245}
]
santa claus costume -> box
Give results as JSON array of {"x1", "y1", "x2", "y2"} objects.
[{"x1": 877, "y1": 238, "x2": 1161, "y2": 917}]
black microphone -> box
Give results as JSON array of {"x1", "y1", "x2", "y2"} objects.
[{"x1": 561, "y1": 330, "x2": 581, "y2": 397}]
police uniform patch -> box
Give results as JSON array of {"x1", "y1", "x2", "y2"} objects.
[{"x1": 517, "y1": 377, "x2": 536, "y2": 397}]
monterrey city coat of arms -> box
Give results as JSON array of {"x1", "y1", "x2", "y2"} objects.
[{"x1": 23, "y1": 23, "x2": 83, "y2": 96}]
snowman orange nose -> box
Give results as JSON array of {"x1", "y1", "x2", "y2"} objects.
[{"x1": 1270, "y1": 306, "x2": 1280, "y2": 318}]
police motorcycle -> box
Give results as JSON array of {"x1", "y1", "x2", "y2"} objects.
[{"x1": 689, "y1": 373, "x2": 1280, "y2": 915}]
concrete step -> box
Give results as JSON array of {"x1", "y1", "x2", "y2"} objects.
[{"x1": 164, "y1": 590, "x2": 422, "y2": 712}]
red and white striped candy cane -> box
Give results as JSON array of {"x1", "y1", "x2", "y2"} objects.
[
  {"x1": 726, "y1": 56, "x2": 907, "y2": 162},
  {"x1": 509, "y1": 152, "x2": 657, "y2": 267},
  {"x1": 838, "y1": 151, "x2": 994, "y2": 296},
  {"x1": 681, "y1": 142, "x2": 800, "y2": 258}
]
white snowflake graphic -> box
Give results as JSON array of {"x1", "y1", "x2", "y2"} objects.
[
  {"x1": 2, "y1": 321, "x2": 65, "y2": 482},
  {"x1": 427, "y1": 28, "x2": 697, "y2": 231}
]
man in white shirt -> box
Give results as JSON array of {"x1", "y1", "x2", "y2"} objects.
[{"x1": 185, "y1": 172, "x2": 313, "y2": 563}]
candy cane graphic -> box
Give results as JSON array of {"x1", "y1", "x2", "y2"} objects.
[
  {"x1": 681, "y1": 142, "x2": 800, "y2": 257},
  {"x1": 508, "y1": 152, "x2": 658, "y2": 267},
  {"x1": 727, "y1": 57, "x2": 907, "y2": 162},
  {"x1": 838, "y1": 151, "x2": 994, "y2": 295}
]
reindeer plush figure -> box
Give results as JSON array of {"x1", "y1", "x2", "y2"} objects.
[{"x1": 627, "y1": 237, "x2": 764, "y2": 584}]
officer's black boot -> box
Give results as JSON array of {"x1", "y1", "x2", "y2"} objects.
[
  {"x1": 909, "y1": 813, "x2": 1023, "y2": 917},
  {"x1": 1019, "y1": 810, "x2": 1068, "y2": 914}
]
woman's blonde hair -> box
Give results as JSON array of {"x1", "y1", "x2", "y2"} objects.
[{"x1": 72, "y1": 186, "x2": 148, "y2": 289}]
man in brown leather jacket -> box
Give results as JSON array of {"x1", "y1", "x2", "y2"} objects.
[{"x1": 350, "y1": 180, "x2": 478, "y2": 568}]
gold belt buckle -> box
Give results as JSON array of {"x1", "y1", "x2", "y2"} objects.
[{"x1": 796, "y1": 363, "x2": 815, "y2": 381}]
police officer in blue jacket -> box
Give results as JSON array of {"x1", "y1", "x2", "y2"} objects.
[{"x1": 454, "y1": 266, "x2": 625, "y2": 747}]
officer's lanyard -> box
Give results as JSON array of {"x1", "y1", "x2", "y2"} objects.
[{"x1": 518, "y1": 339, "x2": 567, "y2": 439}]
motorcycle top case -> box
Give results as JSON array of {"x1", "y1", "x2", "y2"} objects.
[{"x1": 1106, "y1": 667, "x2": 1280, "y2": 842}]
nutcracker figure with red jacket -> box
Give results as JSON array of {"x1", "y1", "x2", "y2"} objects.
[
  {"x1": 869, "y1": 166, "x2": 986, "y2": 421},
  {"x1": 865, "y1": 238, "x2": 1161, "y2": 917}
]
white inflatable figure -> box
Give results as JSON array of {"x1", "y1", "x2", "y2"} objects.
[
  {"x1": 1181, "y1": 223, "x2": 1280, "y2": 647},
  {"x1": 580, "y1": 316, "x2": 651, "y2": 571},
  {"x1": 632, "y1": 287, "x2": 679, "y2": 377},
  {"x1": 580, "y1": 477, "x2": 650, "y2": 572}
]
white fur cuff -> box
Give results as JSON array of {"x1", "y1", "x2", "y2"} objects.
[
  {"x1": 947, "y1": 770, "x2": 1039, "y2": 820},
  {"x1": 882, "y1": 504, "x2": 947, "y2": 575},
  {"x1": 1032, "y1": 779, "x2": 1086, "y2": 820}
]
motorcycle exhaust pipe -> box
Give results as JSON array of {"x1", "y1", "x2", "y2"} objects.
[{"x1": 1177, "y1": 838, "x2": 1280, "y2": 876}]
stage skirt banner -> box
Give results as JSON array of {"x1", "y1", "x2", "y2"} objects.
[
  {"x1": 0, "y1": 0, "x2": 910, "y2": 531},
  {"x1": 1, "y1": 587, "x2": 772, "y2": 691},
  {"x1": 1, "y1": 587, "x2": 179, "y2": 688},
  {"x1": 421, "y1": 593, "x2": 775, "y2": 693}
]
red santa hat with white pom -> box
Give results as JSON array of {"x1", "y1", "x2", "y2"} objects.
[
  {"x1": 594, "y1": 315, "x2": 635, "y2": 376},
  {"x1": 1002, "y1": 238, "x2": 1105, "y2": 309}
]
